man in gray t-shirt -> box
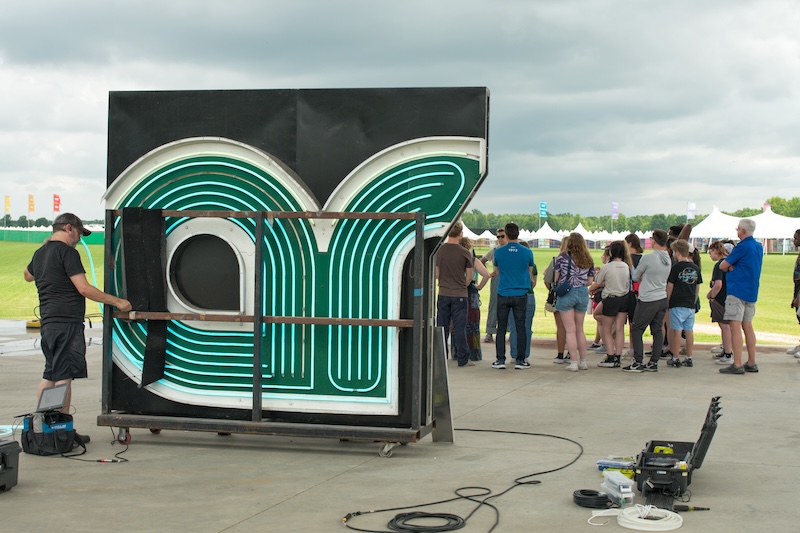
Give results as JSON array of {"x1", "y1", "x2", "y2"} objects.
[{"x1": 624, "y1": 229, "x2": 672, "y2": 372}]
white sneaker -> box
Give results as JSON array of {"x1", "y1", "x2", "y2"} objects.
[
  {"x1": 577, "y1": 360, "x2": 588, "y2": 370},
  {"x1": 593, "y1": 345, "x2": 607, "y2": 354},
  {"x1": 716, "y1": 354, "x2": 733, "y2": 365},
  {"x1": 786, "y1": 344, "x2": 800, "y2": 355},
  {"x1": 566, "y1": 362, "x2": 579, "y2": 372},
  {"x1": 710, "y1": 345, "x2": 724, "y2": 354}
]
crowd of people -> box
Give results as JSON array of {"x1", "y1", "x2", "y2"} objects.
[{"x1": 435, "y1": 218, "x2": 800, "y2": 374}]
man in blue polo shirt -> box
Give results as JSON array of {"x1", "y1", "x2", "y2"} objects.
[
  {"x1": 719, "y1": 218, "x2": 763, "y2": 375},
  {"x1": 491, "y1": 223, "x2": 535, "y2": 370}
]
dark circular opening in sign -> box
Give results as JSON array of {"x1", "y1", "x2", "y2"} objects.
[{"x1": 170, "y1": 234, "x2": 240, "y2": 311}]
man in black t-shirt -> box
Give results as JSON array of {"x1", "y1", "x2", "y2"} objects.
[{"x1": 25, "y1": 213, "x2": 131, "y2": 442}]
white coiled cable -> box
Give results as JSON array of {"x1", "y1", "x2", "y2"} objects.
[{"x1": 617, "y1": 505, "x2": 683, "y2": 531}]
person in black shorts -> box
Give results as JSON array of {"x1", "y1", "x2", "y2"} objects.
[{"x1": 24, "y1": 213, "x2": 131, "y2": 444}]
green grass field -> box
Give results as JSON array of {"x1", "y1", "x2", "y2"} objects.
[
  {"x1": 472, "y1": 246, "x2": 800, "y2": 345},
  {"x1": 1, "y1": 242, "x2": 105, "y2": 319},
  {"x1": 2, "y1": 241, "x2": 797, "y2": 344}
]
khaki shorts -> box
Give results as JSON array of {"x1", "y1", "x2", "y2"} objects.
[{"x1": 724, "y1": 295, "x2": 755, "y2": 322}]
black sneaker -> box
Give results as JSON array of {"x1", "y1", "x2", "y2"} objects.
[
  {"x1": 491, "y1": 360, "x2": 506, "y2": 370},
  {"x1": 643, "y1": 362, "x2": 658, "y2": 372},
  {"x1": 515, "y1": 360, "x2": 531, "y2": 370},
  {"x1": 623, "y1": 362, "x2": 644, "y2": 373},
  {"x1": 743, "y1": 363, "x2": 759, "y2": 373},
  {"x1": 666, "y1": 357, "x2": 681, "y2": 368},
  {"x1": 719, "y1": 364, "x2": 745, "y2": 374},
  {"x1": 71, "y1": 432, "x2": 90, "y2": 450},
  {"x1": 598, "y1": 355, "x2": 620, "y2": 368},
  {"x1": 660, "y1": 350, "x2": 673, "y2": 360},
  {"x1": 682, "y1": 357, "x2": 693, "y2": 367}
]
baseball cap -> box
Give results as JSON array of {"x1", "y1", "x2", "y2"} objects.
[{"x1": 54, "y1": 213, "x2": 91, "y2": 236}]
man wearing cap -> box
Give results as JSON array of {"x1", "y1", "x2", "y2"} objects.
[{"x1": 24, "y1": 213, "x2": 132, "y2": 442}]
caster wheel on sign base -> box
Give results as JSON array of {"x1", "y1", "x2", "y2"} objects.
[
  {"x1": 117, "y1": 428, "x2": 132, "y2": 445},
  {"x1": 378, "y1": 442, "x2": 401, "y2": 458}
]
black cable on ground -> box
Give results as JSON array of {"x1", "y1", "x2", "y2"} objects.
[
  {"x1": 341, "y1": 428, "x2": 584, "y2": 533},
  {"x1": 62, "y1": 427, "x2": 129, "y2": 463},
  {"x1": 572, "y1": 489, "x2": 613, "y2": 509}
]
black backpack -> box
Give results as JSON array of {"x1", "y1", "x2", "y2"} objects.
[{"x1": 21, "y1": 412, "x2": 84, "y2": 456}]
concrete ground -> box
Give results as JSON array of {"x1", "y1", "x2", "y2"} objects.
[{"x1": 1, "y1": 319, "x2": 799, "y2": 532}]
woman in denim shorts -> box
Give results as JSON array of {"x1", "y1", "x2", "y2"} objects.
[{"x1": 554, "y1": 233, "x2": 596, "y2": 371}]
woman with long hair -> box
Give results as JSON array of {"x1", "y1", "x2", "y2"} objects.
[
  {"x1": 554, "y1": 233, "x2": 595, "y2": 371},
  {"x1": 589, "y1": 240, "x2": 632, "y2": 368}
]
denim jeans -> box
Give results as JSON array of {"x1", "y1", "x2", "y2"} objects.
[
  {"x1": 496, "y1": 295, "x2": 527, "y2": 363},
  {"x1": 437, "y1": 295, "x2": 470, "y2": 366},
  {"x1": 510, "y1": 293, "x2": 535, "y2": 360}
]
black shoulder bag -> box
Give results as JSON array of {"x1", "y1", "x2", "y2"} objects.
[{"x1": 554, "y1": 254, "x2": 573, "y2": 297}]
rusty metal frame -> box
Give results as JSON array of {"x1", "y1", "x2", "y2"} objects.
[{"x1": 98, "y1": 208, "x2": 434, "y2": 446}]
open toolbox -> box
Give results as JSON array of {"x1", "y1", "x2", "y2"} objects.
[{"x1": 634, "y1": 396, "x2": 721, "y2": 497}]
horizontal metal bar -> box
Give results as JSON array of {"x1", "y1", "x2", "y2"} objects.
[
  {"x1": 113, "y1": 311, "x2": 413, "y2": 328},
  {"x1": 111, "y1": 209, "x2": 417, "y2": 220},
  {"x1": 97, "y1": 413, "x2": 431, "y2": 443}
]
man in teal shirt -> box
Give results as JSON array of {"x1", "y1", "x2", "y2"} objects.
[{"x1": 491, "y1": 223, "x2": 535, "y2": 370}]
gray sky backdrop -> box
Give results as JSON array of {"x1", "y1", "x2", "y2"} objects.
[{"x1": 2, "y1": 0, "x2": 798, "y2": 221}]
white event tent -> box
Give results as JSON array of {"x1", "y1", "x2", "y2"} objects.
[
  {"x1": 751, "y1": 206, "x2": 800, "y2": 239},
  {"x1": 532, "y1": 222, "x2": 561, "y2": 241},
  {"x1": 691, "y1": 206, "x2": 800, "y2": 240},
  {"x1": 689, "y1": 207, "x2": 739, "y2": 240}
]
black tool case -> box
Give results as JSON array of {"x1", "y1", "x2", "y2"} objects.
[
  {"x1": 0, "y1": 439, "x2": 21, "y2": 493},
  {"x1": 634, "y1": 396, "x2": 721, "y2": 497}
]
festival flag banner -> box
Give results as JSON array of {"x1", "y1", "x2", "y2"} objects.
[
  {"x1": 28, "y1": 194, "x2": 35, "y2": 213},
  {"x1": 687, "y1": 202, "x2": 697, "y2": 220},
  {"x1": 539, "y1": 201, "x2": 547, "y2": 218},
  {"x1": 4, "y1": 195, "x2": 9, "y2": 214},
  {"x1": 53, "y1": 194, "x2": 61, "y2": 213},
  {"x1": 611, "y1": 202, "x2": 619, "y2": 220}
]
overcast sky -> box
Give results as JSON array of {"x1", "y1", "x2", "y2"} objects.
[{"x1": 2, "y1": 0, "x2": 799, "y2": 221}]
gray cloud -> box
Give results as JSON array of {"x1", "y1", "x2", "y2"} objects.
[{"x1": 1, "y1": 0, "x2": 799, "y2": 220}]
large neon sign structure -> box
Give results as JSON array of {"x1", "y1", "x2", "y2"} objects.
[{"x1": 98, "y1": 88, "x2": 489, "y2": 446}]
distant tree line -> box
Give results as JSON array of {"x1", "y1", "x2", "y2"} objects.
[
  {"x1": 4, "y1": 195, "x2": 799, "y2": 232},
  {"x1": 462, "y1": 196, "x2": 800, "y2": 233},
  {"x1": 1, "y1": 215, "x2": 104, "y2": 228}
]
